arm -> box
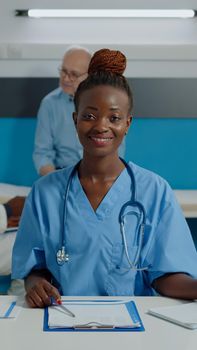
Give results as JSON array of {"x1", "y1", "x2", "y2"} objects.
[
  {"x1": 12, "y1": 184, "x2": 62, "y2": 306},
  {"x1": 33, "y1": 99, "x2": 56, "y2": 175},
  {"x1": 39, "y1": 164, "x2": 55, "y2": 176},
  {"x1": 25, "y1": 269, "x2": 61, "y2": 308},
  {"x1": 153, "y1": 273, "x2": 197, "y2": 300},
  {"x1": 146, "y1": 182, "x2": 197, "y2": 299}
]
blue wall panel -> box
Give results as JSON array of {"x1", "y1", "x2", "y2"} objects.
[
  {"x1": 0, "y1": 117, "x2": 196, "y2": 188},
  {"x1": 0, "y1": 118, "x2": 38, "y2": 186},
  {"x1": 126, "y1": 117, "x2": 197, "y2": 189}
]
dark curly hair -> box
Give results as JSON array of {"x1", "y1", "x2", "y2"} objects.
[{"x1": 74, "y1": 48, "x2": 133, "y2": 113}]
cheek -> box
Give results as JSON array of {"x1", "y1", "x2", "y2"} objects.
[
  {"x1": 116, "y1": 123, "x2": 129, "y2": 134},
  {"x1": 75, "y1": 123, "x2": 86, "y2": 136}
]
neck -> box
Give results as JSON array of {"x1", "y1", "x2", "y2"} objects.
[{"x1": 78, "y1": 154, "x2": 125, "y2": 182}]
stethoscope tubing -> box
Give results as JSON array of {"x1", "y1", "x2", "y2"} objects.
[{"x1": 57, "y1": 159, "x2": 147, "y2": 270}]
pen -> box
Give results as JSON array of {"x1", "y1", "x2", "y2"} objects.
[{"x1": 53, "y1": 298, "x2": 75, "y2": 318}]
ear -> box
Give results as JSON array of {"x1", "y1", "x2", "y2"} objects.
[
  {"x1": 73, "y1": 112, "x2": 78, "y2": 127},
  {"x1": 125, "y1": 114, "x2": 132, "y2": 134}
]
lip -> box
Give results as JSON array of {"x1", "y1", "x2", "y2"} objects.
[
  {"x1": 89, "y1": 135, "x2": 114, "y2": 147},
  {"x1": 62, "y1": 83, "x2": 73, "y2": 87}
]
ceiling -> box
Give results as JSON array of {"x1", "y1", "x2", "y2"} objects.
[
  {"x1": 0, "y1": 1, "x2": 197, "y2": 45},
  {"x1": 0, "y1": 0, "x2": 197, "y2": 78}
]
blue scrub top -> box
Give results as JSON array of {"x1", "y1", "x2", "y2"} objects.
[{"x1": 12, "y1": 162, "x2": 197, "y2": 296}]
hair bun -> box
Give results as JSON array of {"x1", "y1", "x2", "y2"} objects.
[{"x1": 88, "y1": 48, "x2": 126, "y2": 75}]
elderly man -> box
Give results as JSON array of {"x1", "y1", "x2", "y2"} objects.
[
  {"x1": 33, "y1": 46, "x2": 91, "y2": 176},
  {"x1": 33, "y1": 46, "x2": 125, "y2": 176}
]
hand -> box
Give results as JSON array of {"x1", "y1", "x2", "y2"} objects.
[
  {"x1": 25, "y1": 276, "x2": 61, "y2": 308},
  {"x1": 39, "y1": 164, "x2": 55, "y2": 176}
]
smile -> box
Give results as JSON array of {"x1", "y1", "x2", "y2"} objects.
[
  {"x1": 89, "y1": 136, "x2": 114, "y2": 146},
  {"x1": 91, "y1": 137, "x2": 113, "y2": 141}
]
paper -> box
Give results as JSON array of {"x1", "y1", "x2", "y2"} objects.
[
  {"x1": 0, "y1": 301, "x2": 21, "y2": 319},
  {"x1": 48, "y1": 301, "x2": 141, "y2": 329},
  {"x1": 148, "y1": 302, "x2": 197, "y2": 329}
]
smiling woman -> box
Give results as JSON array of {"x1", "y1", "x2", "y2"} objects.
[
  {"x1": 73, "y1": 49, "x2": 132, "y2": 161},
  {"x1": 73, "y1": 85, "x2": 131, "y2": 158},
  {"x1": 12, "y1": 48, "x2": 197, "y2": 308}
]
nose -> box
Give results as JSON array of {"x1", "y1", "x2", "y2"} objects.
[
  {"x1": 63, "y1": 74, "x2": 72, "y2": 82},
  {"x1": 93, "y1": 117, "x2": 109, "y2": 133}
]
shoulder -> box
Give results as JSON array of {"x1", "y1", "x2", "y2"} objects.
[
  {"x1": 41, "y1": 87, "x2": 62, "y2": 102},
  {"x1": 30, "y1": 165, "x2": 75, "y2": 199},
  {"x1": 128, "y1": 161, "x2": 167, "y2": 184},
  {"x1": 41, "y1": 87, "x2": 70, "y2": 106},
  {"x1": 127, "y1": 161, "x2": 173, "y2": 203}
]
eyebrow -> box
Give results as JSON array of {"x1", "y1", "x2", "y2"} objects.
[
  {"x1": 62, "y1": 67, "x2": 79, "y2": 74},
  {"x1": 85, "y1": 106, "x2": 121, "y2": 111}
]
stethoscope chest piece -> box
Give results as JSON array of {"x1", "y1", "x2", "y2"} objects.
[{"x1": 56, "y1": 246, "x2": 69, "y2": 265}]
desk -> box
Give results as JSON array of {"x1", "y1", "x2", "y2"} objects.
[
  {"x1": 0, "y1": 296, "x2": 196, "y2": 350},
  {"x1": 174, "y1": 190, "x2": 197, "y2": 218}
]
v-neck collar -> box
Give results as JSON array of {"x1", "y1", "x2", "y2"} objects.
[{"x1": 71, "y1": 167, "x2": 129, "y2": 221}]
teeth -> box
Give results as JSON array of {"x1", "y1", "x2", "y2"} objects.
[{"x1": 91, "y1": 137, "x2": 112, "y2": 141}]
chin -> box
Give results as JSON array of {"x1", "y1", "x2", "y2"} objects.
[
  {"x1": 61, "y1": 86, "x2": 75, "y2": 96},
  {"x1": 85, "y1": 148, "x2": 116, "y2": 158}
]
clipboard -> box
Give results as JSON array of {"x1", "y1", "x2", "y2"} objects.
[{"x1": 43, "y1": 299, "x2": 145, "y2": 332}]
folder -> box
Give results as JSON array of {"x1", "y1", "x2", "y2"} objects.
[
  {"x1": 43, "y1": 299, "x2": 145, "y2": 332},
  {"x1": 147, "y1": 301, "x2": 197, "y2": 329}
]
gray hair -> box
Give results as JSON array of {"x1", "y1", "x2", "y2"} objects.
[{"x1": 64, "y1": 45, "x2": 92, "y2": 57}]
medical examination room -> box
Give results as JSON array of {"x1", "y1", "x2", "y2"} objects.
[{"x1": 0, "y1": 1, "x2": 197, "y2": 349}]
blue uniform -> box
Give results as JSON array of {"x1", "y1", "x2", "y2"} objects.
[
  {"x1": 33, "y1": 87, "x2": 125, "y2": 173},
  {"x1": 33, "y1": 87, "x2": 82, "y2": 173},
  {"x1": 12, "y1": 162, "x2": 197, "y2": 296}
]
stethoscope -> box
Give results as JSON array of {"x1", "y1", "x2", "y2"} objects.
[{"x1": 56, "y1": 159, "x2": 147, "y2": 271}]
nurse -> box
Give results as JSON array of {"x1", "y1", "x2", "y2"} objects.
[{"x1": 12, "y1": 48, "x2": 197, "y2": 307}]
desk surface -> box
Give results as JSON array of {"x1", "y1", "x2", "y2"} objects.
[
  {"x1": 0, "y1": 296, "x2": 196, "y2": 350},
  {"x1": 174, "y1": 190, "x2": 197, "y2": 218}
]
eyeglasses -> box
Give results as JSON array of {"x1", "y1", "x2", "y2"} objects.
[{"x1": 58, "y1": 67, "x2": 87, "y2": 81}]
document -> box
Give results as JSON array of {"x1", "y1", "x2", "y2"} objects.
[
  {"x1": 44, "y1": 300, "x2": 144, "y2": 331},
  {"x1": 148, "y1": 301, "x2": 197, "y2": 329}
]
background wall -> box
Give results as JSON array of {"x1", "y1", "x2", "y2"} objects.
[
  {"x1": 0, "y1": 0, "x2": 197, "y2": 188},
  {"x1": 1, "y1": 116, "x2": 197, "y2": 189},
  {"x1": 0, "y1": 78, "x2": 197, "y2": 188}
]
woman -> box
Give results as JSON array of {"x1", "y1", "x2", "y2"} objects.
[{"x1": 12, "y1": 49, "x2": 197, "y2": 307}]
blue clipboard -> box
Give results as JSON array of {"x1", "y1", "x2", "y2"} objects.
[{"x1": 43, "y1": 299, "x2": 145, "y2": 332}]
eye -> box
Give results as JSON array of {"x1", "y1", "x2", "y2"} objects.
[
  {"x1": 110, "y1": 115, "x2": 122, "y2": 123},
  {"x1": 81, "y1": 113, "x2": 96, "y2": 121}
]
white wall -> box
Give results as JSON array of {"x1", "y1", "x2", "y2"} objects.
[{"x1": 0, "y1": 0, "x2": 197, "y2": 77}]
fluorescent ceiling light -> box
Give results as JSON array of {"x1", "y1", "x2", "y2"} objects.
[{"x1": 15, "y1": 9, "x2": 196, "y2": 19}]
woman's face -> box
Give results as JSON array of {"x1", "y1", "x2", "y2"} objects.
[{"x1": 73, "y1": 85, "x2": 132, "y2": 158}]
